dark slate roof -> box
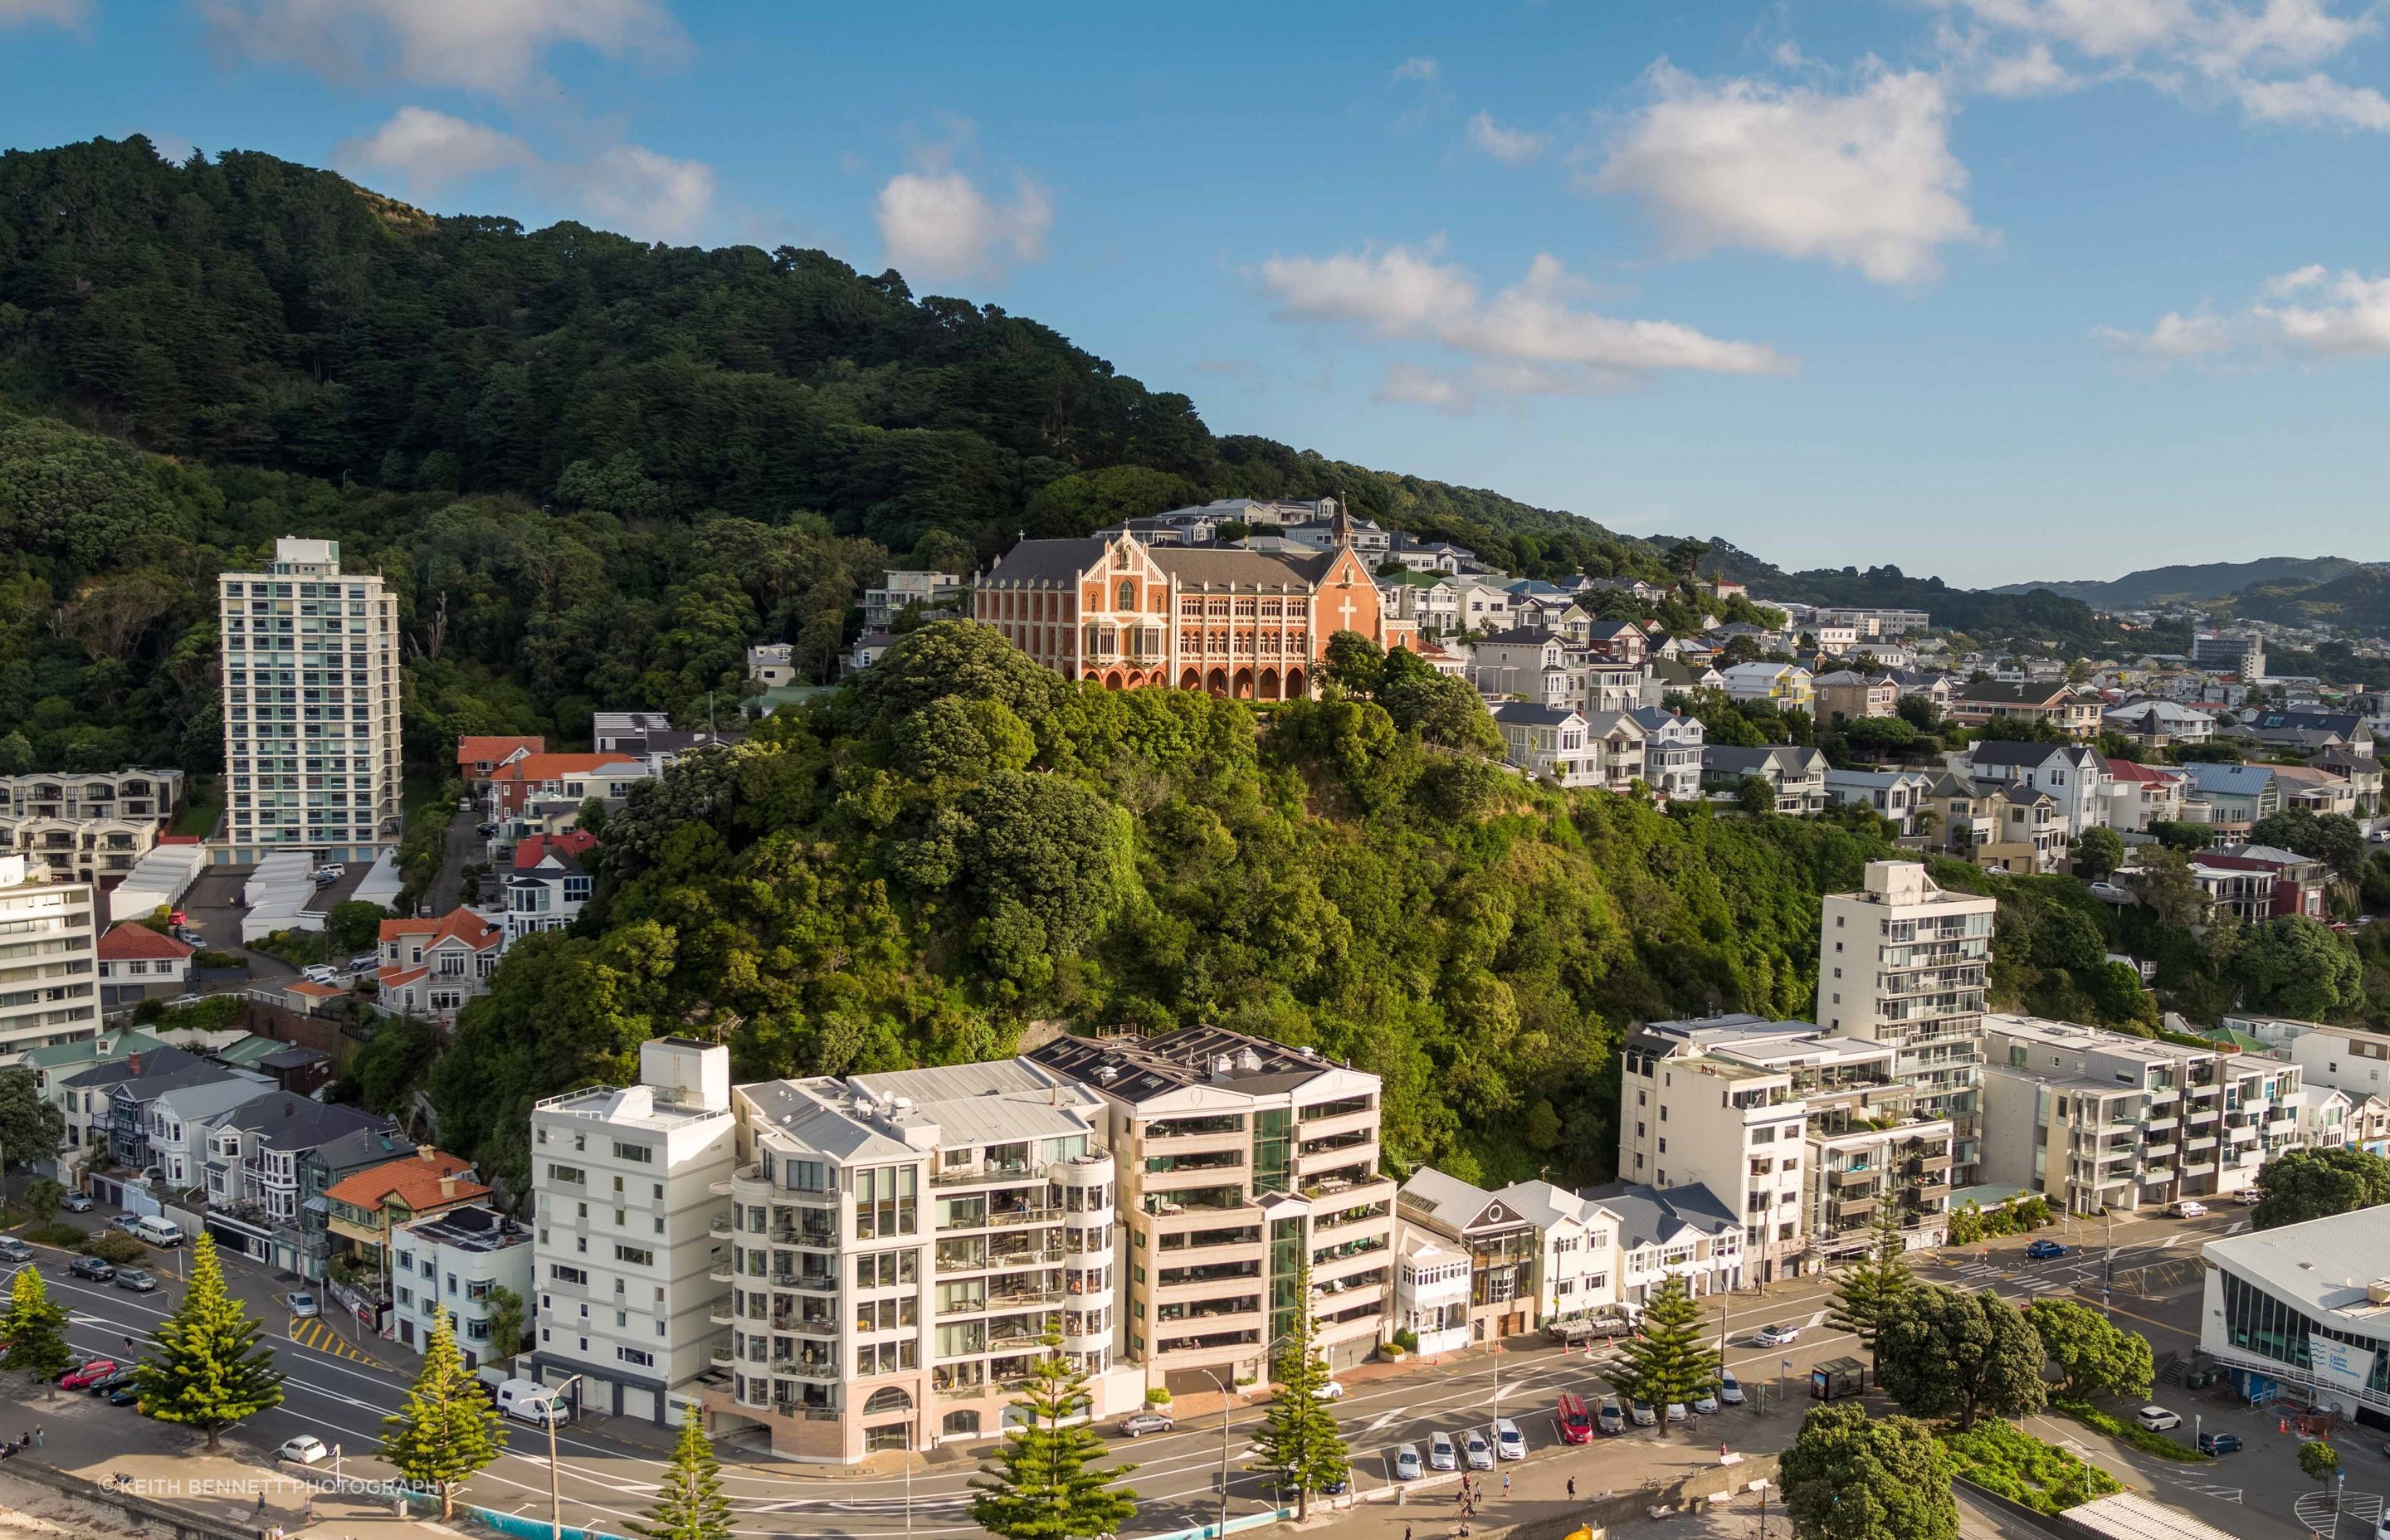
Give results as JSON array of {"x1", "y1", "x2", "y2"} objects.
[
  {"x1": 1578, "y1": 1181, "x2": 1741, "y2": 1250},
  {"x1": 221, "y1": 1095, "x2": 404, "y2": 1157},
  {"x1": 1149, "y1": 547, "x2": 1326, "y2": 590},
  {"x1": 60, "y1": 1044, "x2": 208, "y2": 1090},
  {"x1": 1703, "y1": 745, "x2": 1821, "y2": 775},
  {"x1": 2244, "y1": 709, "x2": 2368, "y2": 736},
  {"x1": 1478, "y1": 626, "x2": 1563, "y2": 648},
  {"x1": 1965, "y1": 740, "x2": 2095, "y2": 768},
  {"x1": 1491, "y1": 703, "x2": 1584, "y2": 728},
  {"x1": 979, "y1": 538, "x2": 1111, "y2": 585},
  {"x1": 1953, "y1": 681, "x2": 2073, "y2": 706}
]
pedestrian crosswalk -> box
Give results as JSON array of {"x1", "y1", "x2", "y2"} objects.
[{"x1": 288, "y1": 1314, "x2": 383, "y2": 1367}]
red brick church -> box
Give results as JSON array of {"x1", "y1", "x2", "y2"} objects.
[{"x1": 973, "y1": 504, "x2": 1416, "y2": 701}]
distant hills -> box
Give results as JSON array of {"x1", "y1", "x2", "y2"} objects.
[{"x1": 1987, "y1": 557, "x2": 2363, "y2": 609}]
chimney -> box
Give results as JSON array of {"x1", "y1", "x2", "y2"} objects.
[
  {"x1": 419, "y1": 1145, "x2": 437, "y2": 1162},
  {"x1": 439, "y1": 1176, "x2": 457, "y2": 1200}
]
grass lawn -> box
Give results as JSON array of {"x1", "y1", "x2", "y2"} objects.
[{"x1": 172, "y1": 774, "x2": 223, "y2": 838}]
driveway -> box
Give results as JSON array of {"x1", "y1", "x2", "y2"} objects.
[{"x1": 427, "y1": 802, "x2": 481, "y2": 914}]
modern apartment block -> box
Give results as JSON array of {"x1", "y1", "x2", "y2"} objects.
[
  {"x1": 1978, "y1": 1013, "x2": 2304, "y2": 1211},
  {"x1": 217, "y1": 539, "x2": 402, "y2": 865},
  {"x1": 0, "y1": 854, "x2": 100, "y2": 1063},
  {"x1": 1030, "y1": 1027, "x2": 1396, "y2": 1386},
  {"x1": 1623, "y1": 1014, "x2": 1955, "y2": 1282},
  {"x1": 1819, "y1": 860, "x2": 1996, "y2": 1183},
  {"x1": 703, "y1": 1060, "x2": 1129, "y2": 1460},
  {"x1": 529, "y1": 1039, "x2": 738, "y2": 1425}
]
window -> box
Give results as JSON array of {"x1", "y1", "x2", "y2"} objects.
[
  {"x1": 548, "y1": 1163, "x2": 585, "y2": 1186},
  {"x1": 615, "y1": 1245, "x2": 654, "y2": 1266},
  {"x1": 617, "y1": 1347, "x2": 654, "y2": 1367},
  {"x1": 855, "y1": 1165, "x2": 918, "y2": 1239},
  {"x1": 549, "y1": 1265, "x2": 588, "y2": 1285},
  {"x1": 614, "y1": 1141, "x2": 653, "y2": 1164}
]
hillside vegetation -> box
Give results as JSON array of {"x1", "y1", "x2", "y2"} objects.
[{"x1": 1988, "y1": 557, "x2": 2361, "y2": 608}]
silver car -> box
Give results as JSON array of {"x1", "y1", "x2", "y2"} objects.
[
  {"x1": 1463, "y1": 1430, "x2": 1494, "y2": 1470},
  {"x1": 1428, "y1": 1431, "x2": 1458, "y2": 1471}
]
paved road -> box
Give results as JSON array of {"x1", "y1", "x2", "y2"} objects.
[{"x1": 427, "y1": 799, "x2": 482, "y2": 914}]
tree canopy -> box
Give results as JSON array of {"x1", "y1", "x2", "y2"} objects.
[{"x1": 1874, "y1": 1284, "x2": 2046, "y2": 1430}]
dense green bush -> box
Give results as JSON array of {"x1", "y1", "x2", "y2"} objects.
[
  {"x1": 1939, "y1": 1419, "x2": 2125, "y2": 1512},
  {"x1": 2049, "y1": 1399, "x2": 2208, "y2": 1463}
]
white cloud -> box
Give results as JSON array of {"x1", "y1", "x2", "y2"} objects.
[
  {"x1": 1934, "y1": 0, "x2": 2383, "y2": 129},
  {"x1": 0, "y1": 0, "x2": 89, "y2": 28},
  {"x1": 2235, "y1": 71, "x2": 2390, "y2": 128},
  {"x1": 336, "y1": 106, "x2": 715, "y2": 241},
  {"x1": 575, "y1": 143, "x2": 717, "y2": 241},
  {"x1": 1256, "y1": 242, "x2": 1793, "y2": 403},
  {"x1": 1981, "y1": 41, "x2": 2080, "y2": 95},
  {"x1": 195, "y1": 0, "x2": 686, "y2": 96},
  {"x1": 2099, "y1": 266, "x2": 2390, "y2": 361},
  {"x1": 1588, "y1": 64, "x2": 1985, "y2": 286},
  {"x1": 1466, "y1": 112, "x2": 1548, "y2": 164},
  {"x1": 874, "y1": 168, "x2": 1053, "y2": 284},
  {"x1": 1391, "y1": 56, "x2": 1441, "y2": 85},
  {"x1": 339, "y1": 106, "x2": 536, "y2": 190}
]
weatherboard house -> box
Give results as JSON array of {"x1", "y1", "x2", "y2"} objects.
[{"x1": 971, "y1": 504, "x2": 1416, "y2": 701}]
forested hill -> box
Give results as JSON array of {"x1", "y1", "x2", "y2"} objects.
[
  {"x1": 0, "y1": 134, "x2": 1662, "y2": 582},
  {"x1": 1987, "y1": 557, "x2": 2362, "y2": 608}
]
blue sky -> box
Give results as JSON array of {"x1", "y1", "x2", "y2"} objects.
[{"x1": 6, "y1": 0, "x2": 2390, "y2": 587}]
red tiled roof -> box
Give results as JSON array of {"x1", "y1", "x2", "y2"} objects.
[
  {"x1": 515, "y1": 830, "x2": 599, "y2": 870},
  {"x1": 378, "y1": 965, "x2": 428, "y2": 988},
  {"x1": 323, "y1": 1151, "x2": 488, "y2": 1212},
  {"x1": 2105, "y1": 759, "x2": 2183, "y2": 785},
  {"x1": 490, "y1": 753, "x2": 641, "y2": 783},
  {"x1": 457, "y1": 735, "x2": 544, "y2": 767},
  {"x1": 157, "y1": 835, "x2": 205, "y2": 846},
  {"x1": 285, "y1": 981, "x2": 344, "y2": 999},
  {"x1": 380, "y1": 909, "x2": 500, "y2": 952},
  {"x1": 96, "y1": 924, "x2": 195, "y2": 962}
]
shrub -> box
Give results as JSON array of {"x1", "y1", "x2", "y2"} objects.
[
  {"x1": 22, "y1": 1222, "x2": 88, "y2": 1249},
  {"x1": 1145, "y1": 1387, "x2": 1173, "y2": 1406},
  {"x1": 82, "y1": 1231, "x2": 150, "y2": 1265},
  {"x1": 192, "y1": 949, "x2": 245, "y2": 970},
  {"x1": 1939, "y1": 1419, "x2": 2125, "y2": 1513},
  {"x1": 1393, "y1": 1328, "x2": 1419, "y2": 1352},
  {"x1": 2050, "y1": 1399, "x2": 2209, "y2": 1462}
]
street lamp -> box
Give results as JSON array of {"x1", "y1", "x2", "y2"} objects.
[
  {"x1": 545, "y1": 1373, "x2": 583, "y2": 1540},
  {"x1": 1196, "y1": 1368, "x2": 1236, "y2": 1540}
]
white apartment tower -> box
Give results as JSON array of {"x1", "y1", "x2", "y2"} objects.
[
  {"x1": 1819, "y1": 861, "x2": 1996, "y2": 1184},
  {"x1": 705, "y1": 1060, "x2": 1132, "y2": 1462},
  {"x1": 0, "y1": 855, "x2": 100, "y2": 1063},
  {"x1": 529, "y1": 1039, "x2": 738, "y2": 1425},
  {"x1": 217, "y1": 538, "x2": 402, "y2": 865}
]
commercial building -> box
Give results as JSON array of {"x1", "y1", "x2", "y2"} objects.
[
  {"x1": 529, "y1": 1039, "x2": 739, "y2": 1426},
  {"x1": 217, "y1": 539, "x2": 402, "y2": 865},
  {"x1": 705, "y1": 1059, "x2": 1129, "y2": 1460},
  {"x1": 2192, "y1": 628, "x2": 2267, "y2": 682},
  {"x1": 393, "y1": 1202, "x2": 536, "y2": 1370},
  {"x1": 1979, "y1": 1014, "x2": 2242, "y2": 1214},
  {"x1": 2201, "y1": 1206, "x2": 2390, "y2": 1418},
  {"x1": 0, "y1": 854, "x2": 100, "y2": 1063},
  {"x1": 1029, "y1": 1027, "x2": 1395, "y2": 1384},
  {"x1": 1819, "y1": 861, "x2": 1996, "y2": 1182}
]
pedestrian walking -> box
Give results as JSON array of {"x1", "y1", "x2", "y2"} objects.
[
  {"x1": 1567, "y1": 1477, "x2": 1577, "y2": 1500},
  {"x1": 1502, "y1": 1473, "x2": 1511, "y2": 1499},
  {"x1": 256, "y1": 1492, "x2": 266, "y2": 1514},
  {"x1": 1404, "y1": 1524, "x2": 1413, "y2": 1540},
  {"x1": 1719, "y1": 1441, "x2": 1729, "y2": 1458},
  {"x1": 32, "y1": 1425, "x2": 41, "y2": 1449},
  {"x1": 123, "y1": 1335, "x2": 134, "y2": 1353}
]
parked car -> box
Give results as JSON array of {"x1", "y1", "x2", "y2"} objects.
[
  {"x1": 0, "y1": 1236, "x2": 30, "y2": 1264},
  {"x1": 1627, "y1": 1400, "x2": 1657, "y2": 1427},
  {"x1": 2137, "y1": 1406, "x2": 2181, "y2": 1431},
  {"x1": 1428, "y1": 1431, "x2": 1458, "y2": 1471},
  {"x1": 1117, "y1": 1411, "x2": 1173, "y2": 1438},
  {"x1": 1597, "y1": 1399, "x2": 1625, "y2": 1435},
  {"x1": 279, "y1": 1435, "x2": 329, "y2": 1464},
  {"x1": 1753, "y1": 1323, "x2": 1802, "y2": 1347},
  {"x1": 59, "y1": 1357, "x2": 118, "y2": 1391},
  {"x1": 60, "y1": 1192, "x2": 92, "y2": 1213},
  {"x1": 109, "y1": 1213, "x2": 141, "y2": 1235},
  {"x1": 106, "y1": 1386, "x2": 142, "y2": 1407},
  {"x1": 1312, "y1": 1380, "x2": 1345, "y2": 1401},
  {"x1": 349, "y1": 953, "x2": 379, "y2": 974},
  {"x1": 476, "y1": 821, "x2": 500, "y2": 838},
  {"x1": 301, "y1": 964, "x2": 342, "y2": 985},
  {"x1": 286, "y1": 1291, "x2": 319, "y2": 1318},
  {"x1": 1664, "y1": 1402, "x2": 1689, "y2": 1424},
  {"x1": 2026, "y1": 1240, "x2": 2071, "y2": 1260},
  {"x1": 1463, "y1": 1430, "x2": 1494, "y2": 1470},
  {"x1": 2238, "y1": 1189, "x2": 2264, "y2": 1206},
  {"x1": 2197, "y1": 1431, "x2": 2242, "y2": 1455},
  {"x1": 86, "y1": 1367, "x2": 139, "y2": 1394},
  {"x1": 2088, "y1": 880, "x2": 2132, "y2": 902},
  {"x1": 68, "y1": 1255, "x2": 115, "y2": 1282},
  {"x1": 1493, "y1": 1417, "x2": 1524, "y2": 1460},
  {"x1": 114, "y1": 1268, "x2": 158, "y2": 1293},
  {"x1": 2171, "y1": 1201, "x2": 2207, "y2": 1219},
  {"x1": 1718, "y1": 1373, "x2": 1744, "y2": 1406},
  {"x1": 1393, "y1": 1444, "x2": 1422, "y2": 1481},
  {"x1": 1691, "y1": 1390, "x2": 1719, "y2": 1415}
]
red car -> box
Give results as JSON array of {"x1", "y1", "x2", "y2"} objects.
[{"x1": 60, "y1": 1357, "x2": 119, "y2": 1391}]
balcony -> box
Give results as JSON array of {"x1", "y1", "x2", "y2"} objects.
[
  {"x1": 708, "y1": 1301, "x2": 734, "y2": 1326},
  {"x1": 1906, "y1": 1153, "x2": 1953, "y2": 1177},
  {"x1": 934, "y1": 1162, "x2": 1040, "y2": 1188},
  {"x1": 1832, "y1": 1194, "x2": 1878, "y2": 1221},
  {"x1": 709, "y1": 1215, "x2": 732, "y2": 1238},
  {"x1": 1831, "y1": 1167, "x2": 1876, "y2": 1189},
  {"x1": 708, "y1": 1258, "x2": 734, "y2": 1284},
  {"x1": 709, "y1": 1347, "x2": 734, "y2": 1369}
]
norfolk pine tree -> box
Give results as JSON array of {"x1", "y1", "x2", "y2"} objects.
[
  {"x1": 134, "y1": 1232, "x2": 283, "y2": 1446},
  {"x1": 1247, "y1": 1265, "x2": 1349, "y2": 1520},
  {"x1": 1827, "y1": 1208, "x2": 1914, "y2": 1350},
  {"x1": 1612, "y1": 1274, "x2": 1719, "y2": 1426},
  {"x1": 635, "y1": 1405, "x2": 734, "y2": 1540},
  {"x1": 969, "y1": 1333, "x2": 1138, "y2": 1540},
  {"x1": 0, "y1": 1265, "x2": 73, "y2": 1396},
  {"x1": 380, "y1": 1313, "x2": 507, "y2": 1519}
]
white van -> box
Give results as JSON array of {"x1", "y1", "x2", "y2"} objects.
[
  {"x1": 496, "y1": 1378, "x2": 564, "y2": 1425},
  {"x1": 134, "y1": 1216, "x2": 184, "y2": 1246}
]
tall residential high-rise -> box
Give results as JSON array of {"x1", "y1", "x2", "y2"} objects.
[
  {"x1": 1819, "y1": 860, "x2": 1996, "y2": 1184},
  {"x1": 217, "y1": 539, "x2": 402, "y2": 865},
  {"x1": 0, "y1": 854, "x2": 101, "y2": 1064}
]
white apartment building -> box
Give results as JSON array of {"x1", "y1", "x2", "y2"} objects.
[
  {"x1": 1978, "y1": 1012, "x2": 2296, "y2": 1211},
  {"x1": 0, "y1": 768, "x2": 184, "y2": 824},
  {"x1": 1031, "y1": 1027, "x2": 1396, "y2": 1386},
  {"x1": 1820, "y1": 861, "x2": 1996, "y2": 1184},
  {"x1": 2270, "y1": 1023, "x2": 2390, "y2": 1156},
  {"x1": 707, "y1": 1060, "x2": 1130, "y2": 1461},
  {"x1": 1578, "y1": 1182, "x2": 1745, "y2": 1304},
  {"x1": 217, "y1": 539, "x2": 402, "y2": 865},
  {"x1": 393, "y1": 1203, "x2": 537, "y2": 1372},
  {"x1": 1625, "y1": 1014, "x2": 1956, "y2": 1282},
  {"x1": 529, "y1": 1039, "x2": 739, "y2": 1426},
  {"x1": 0, "y1": 854, "x2": 100, "y2": 1063}
]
